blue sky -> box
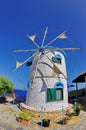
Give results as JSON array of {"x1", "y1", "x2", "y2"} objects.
[{"x1": 0, "y1": 0, "x2": 86, "y2": 90}]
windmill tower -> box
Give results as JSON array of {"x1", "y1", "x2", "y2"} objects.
[{"x1": 13, "y1": 27, "x2": 80, "y2": 110}]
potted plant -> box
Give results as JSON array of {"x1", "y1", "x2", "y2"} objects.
[
  {"x1": 64, "y1": 116, "x2": 70, "y2": 125},
  {"x1": 17, "y1": 112, "x2": 32, "y2": 125},
  {"x1": 75, "y1": 103, "x2": 83, "y2": 116},
  {"x1": 42, "y1": 118, "x2": 50, "y2": 127}
]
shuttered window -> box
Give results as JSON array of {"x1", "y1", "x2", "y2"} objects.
[
  {"x1": 47, "y1": 88, "x2": 63, "y2": 102},
  {"x1": 52, "y1": 57, "x2": 61, "y2": 64},
  {"x1": 47, "y1": 88, "x2": 56, "y2": 102},
  {"x1": 52, "y1": 54, "x2": 62, "y2": 64}
]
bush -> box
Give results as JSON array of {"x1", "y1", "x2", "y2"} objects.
[
  {"x1": 0, "y1": 76, "x2": 13, "y2": 94},
  {"x1": 76, "y1": 103, "x2": 83, "y2": 110},
  {"x1": 70, "y1": 112, "x2": 77, "y2": 117},
  {"x1": 73, "y1": 103, "x2": 83, "y2": 110},
  {"x1": 64, "y1": 116, "x2": 71, "y2": 120},
  {"x1": 18, "y1": 111, "x2": 34, "y2": 121}
]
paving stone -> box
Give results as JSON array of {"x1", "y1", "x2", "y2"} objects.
[{"x1": 0, "y1": 103, "x2": 86, "y2": 130}]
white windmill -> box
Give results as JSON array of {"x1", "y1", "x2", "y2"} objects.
[{"x1": 13, "y1": 27, "x2": 80, "y2": 110}]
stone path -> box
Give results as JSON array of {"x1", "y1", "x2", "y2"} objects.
[{"x1": 0, "y1": 103, "x2": 86, "y2": 130}]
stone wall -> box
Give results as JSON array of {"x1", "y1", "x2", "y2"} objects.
[{"x1": 20, "y1": 103, "x2": 73, "y2": 121}]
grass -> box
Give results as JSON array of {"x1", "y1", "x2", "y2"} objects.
[{"x1": 68, "y1": 88, "x2": 85, "y2": 97}]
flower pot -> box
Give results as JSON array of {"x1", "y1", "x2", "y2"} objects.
[
  {"x1": 76, "y1": 109, "x2": 80, "y2": 116},
  {"x1": 18, "y1": 118, "x2": 30, "y2": 125},
  {"x1": 42, "y1": 119, "x2": 50, "y2": 127},
  {"x1": 64, "y1": 119, "x2": 69, "y2": 125},
  {"x1": 18, "y1": 118, "x2": 22, "y2": 122}
]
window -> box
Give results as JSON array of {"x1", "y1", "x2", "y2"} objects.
[
  {"x1": 54, "y1": 81, "x2": 64, "y2": 88},
  {"x1": 26, "y1": 61, "x2": 32, "y2": 66},
  {"x1": 47, "y1": 88, "x2": 56, "y2": 102},
  {"x1": 56, "y1": 88, "x2": 63, "y2": 100},
  {"x1": 52, "y1": 54, "x2": 62, "y2": 64},
  {"x1": 47, "y1": 88, "x2": 63, "y2": 102}
]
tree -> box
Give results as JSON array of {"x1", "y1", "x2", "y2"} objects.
[{"x1": 0, "y1": 76, "x2": 14, "y2": 94}]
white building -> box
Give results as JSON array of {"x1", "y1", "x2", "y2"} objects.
[{"x1": 26, "y1": 48, "x2": 68, "y2": 110}]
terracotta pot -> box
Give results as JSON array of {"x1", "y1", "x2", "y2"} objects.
[
  {"x1": 18, "y1": 118, "x2": 22, "y2": 122},
  {"x1": 18, "y1": 119, "x2": 30, "y2": 125},
  {"x1": 64, "y1": 119, "x2": 69, "y2": 125}
]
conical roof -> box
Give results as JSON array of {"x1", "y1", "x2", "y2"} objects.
[{"x1": 72, "y1": 72, "x2": 86, "y2": 83}]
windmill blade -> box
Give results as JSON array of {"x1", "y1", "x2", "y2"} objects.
[
  {"x1": 44, "y1": 54, "x2": 67, "y2": 78},
  {"x1": 13, "y1": 49, "x2": 38, "y2": 52},
  {"x1": 52, "y1": 64, "x2": 66, "y2": 78},
  {"x1": 58, "y1": 47, "x2": 81, "y2": 51},
  {"x1": 27, "y1": 34, "x2": 40, "y2": 49},
  {"x1": 44, "y1": 30, "x2": 68, "y2": 48},
  {"x1": 45, "y1": 47, "x2": 81, "y2": 51},
  {"x1": 36, "y1": 75, "x2": 67, "y2": 79},
  {"x1": 12, "y1": 51, "x2": 38, "y2": 72},
  {"x1": 41, "y1": 26, "x2": 48, "y2": 47}
]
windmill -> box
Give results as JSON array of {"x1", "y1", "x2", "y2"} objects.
[{"x1": 13, "y1": 27, "x2": 81, "y2": 110}]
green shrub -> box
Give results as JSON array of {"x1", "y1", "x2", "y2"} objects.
[
  {"x1": 18, "y1": 112, "x2": 33, "y2": 121},
  {"x1": 76, "y1": 103, "x2": 83, "y2": 110},
  {"x1": 73, "y1": 103, "x2": 83, "y2": 110},
  {"x1": 70, "y1": 112, "x2": 77, "y2": 117},
  {"x1": 64, "y1": 116, "x2": 71, "y2": 120},
  {"x1": 43, "y1": 118, "x2": 49, "y2": 122}
]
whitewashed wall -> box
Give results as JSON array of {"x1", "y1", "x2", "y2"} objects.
[{"x1": 26, "y1": 49, "x2": 68, "y2": 110}]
